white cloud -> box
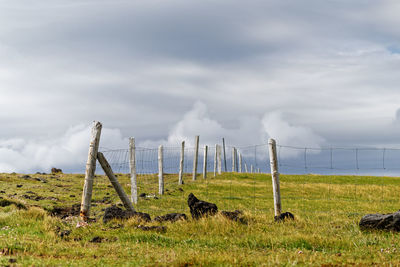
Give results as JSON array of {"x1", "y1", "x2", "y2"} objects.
[{"x1": 0, "y1": 123, "x2": 128, "y2": 173}]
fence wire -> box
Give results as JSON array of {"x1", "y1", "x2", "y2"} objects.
[{"x1": 93, "y1": 142, "x2": 400, "y2": 219}]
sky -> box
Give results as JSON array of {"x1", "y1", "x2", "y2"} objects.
[{"x1": 1, "y1": 0, "x2": 400, "y2": 173}]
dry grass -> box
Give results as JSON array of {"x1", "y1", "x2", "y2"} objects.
[{"x1": 0, "y1": 172, "x2": 400, "y2": 266}]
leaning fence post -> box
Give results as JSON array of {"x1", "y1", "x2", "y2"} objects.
[
  {"x1": 98, "y1": 152, "x2": 135, "y2": 212},
  {"x1": 203, "y1": 145, "x2": 208, "y2": 179},
  {"x1": 217, "y1": 145, "x2": 222, "y2": 175},
  {"x1": 158, "y1": 145, "x2": 164, "y2": 195},
  {"x1": 129, "y1": 137, "x2": 137, "y2": 204},
  {"x1": 80, "y1": 121, "x2": 102, "y2": 221},
  {"x1": 268, "y1": 138, "x2": 282, "y2": 217},
  {"x1": 179, "y1": 141, "x2": 185, "y2": 185},
  {"x1": 193, "y1": 136, "x2": 199, "y2": 181},
  {"x1": 213, "y1": 144, "x2": 217, "y2": 177}
]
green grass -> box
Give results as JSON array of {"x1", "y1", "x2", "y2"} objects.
[{"x1": 0, "y1": 171, "x2": 400, "y2": 266}]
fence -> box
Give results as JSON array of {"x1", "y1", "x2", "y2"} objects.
[{"x1": 80, "y1": 121, "x2": 400, "y2": 221}]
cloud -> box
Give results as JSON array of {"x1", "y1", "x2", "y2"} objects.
[
  {"x1": 0, "y1": 123, "x2": 128, "y2": 173},
  {"x1": 140, "y1": 102, "x2": 324, "y2": 159}
]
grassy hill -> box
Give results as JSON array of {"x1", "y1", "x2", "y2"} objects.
[{"x1": 0, "y1": 171, "x2": 400, "y2": 266}]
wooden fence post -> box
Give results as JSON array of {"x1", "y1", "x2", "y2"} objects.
[
  {"x1": 217, "y1": 145, "x2": 222, "y2": 175},
  {"x1": 232, "y1": 147, "x2": 236, "y2": 172},
  {"x1": 178, "y1": 141, "x2": 185, "y2": 185},
  {"x1": 129, "y1": 137, "x2": 137, "y2": 204},
  {"x1": 203, "y1": 145, "x2": 208, "y2": 179},
  {"x1": 245, "y1": 163, "x2": 248, "y2": 173},
  {"x1": 222, "y1": 138, "x2": 227, "y2": 172},
  {"x1": 268, "y1": 138, "x2": 282, "y2": 217},
  {"x1": 235, "y1": 148, "x2": 239, "y2": 172},
  {"x1": 239, "y1": 152, "x2": 242, "y2": 173},
  {"x1": 80, "y1": 121, "x2": 102, "y2": 221},
  {"x1": 98, "y1": 152, "x2": 135, "y2": 212},
  {"x1": 193, "y1": 136, "x2": 199, "y2": 181},
  {"x1": 251, "y1": 165, "x2": 253, "y2": 173},
  {"x1": 213, "y1": 144, "x2": 217, "y2": 177},
  {"x1": 158, "y1": 145, "x2": 164, "y2": 195}
]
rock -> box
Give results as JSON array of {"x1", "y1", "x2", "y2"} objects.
[
  {"x1": 139, "y1": 193, "x2": 147, "y2": 198},
  {"x1": 136, "y1": 225, "x2": 166, "y2": 233},
  {"x1": 0, "y1": 199, "x2": 26, "y2": 209},
  {"x1": 103, "y1": 205, "x2": 151, "y2": 223},
  {"x1": 51, "y1": 168, "x2": 63, "y2": 174},
  {"x1": 359, "y1": 211, "x2": 400, "y2": 231},
  {"x1": 59, "y1": 230, "x2": 71, "y2": 238},
  {"x1": 19, "y1": 175, "x2": 31, "y2": 179},
  {"x1": 274, "y1": 212, "x2": 295, "y2": 222},
  {"x1": 16, "y1": 184, "x2": 23, "y2": 188},
  {"x1": 221, "y1": 210, "x2": 247, "y2": 224},
  {"x1": 154, "y1": 213, "x2": 187, "y2": 223},
  {"x1": 76, "y1": 221, "x2": 89, "y2": 228},
  {"x1": 0, "y1": 191, "x2": 5, "y2": 194},
  {"x1": 187, "y1": 193, "x2": 218, "y2": 219},
  {"x1": 89, "y1": 236, "x2": 103, "y2": 243}
]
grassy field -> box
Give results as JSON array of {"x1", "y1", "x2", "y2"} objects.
[{"x1": 0, "y1": 171, "x2": 400, "y2": 266}]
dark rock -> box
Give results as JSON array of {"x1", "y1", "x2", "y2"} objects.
[
  {"x1": 0, "y1": 199, "x2": 26, "y2": 209},
  {"x1": 221, "y1": 210, "x2": 247, "y2": 224},
  {"x1": 274, "y1": 212, "x2": 295, "y2": 222},
  {"x1": 154, "y1": 213, "x2": 187, "y2": 223},
  {"x1": 103, "y1": 205, "x2": 151, "y2": 223},
  {"x1": 178, "y1": 188, "x2": 184, "y2": 192},
  {"x1": 139, "y1": 193, "x2": 147, "y2": 198},
  {"x1": 69, "y1": 195, "x2": 75, "y2": 198},
  {"x1": 9, "y1": 258, "x2": 17, "y2": 263},
  {"x1": 187, "y1": 193, "x2": 218, "y2": 219},
  {"x1": 59, "y1": 230, "x2": 71, "y2": 238},
  {"x1": 136, "y1": 225, "x2": 166, "y2": 233},
  {"x1": 359, "y1": 211, "x2": 400, "y2": 231},
  {"x1": 16, "y1": 184, "x2": 23, "y2": 188},
  {"x1": 51, "y1": 168, "x2": 63, "y2": 174},
  {"x1": 0, "y1": 191, "x2": 5, "y2": 194},
  {"x1": 34, "y1": 177, "x2": 47, "y2": 183},
  {"x1": 90, "y1": 236, "x2": 102, "y2": 243},
  {"x1": 19, "y1": 175, "x2": 31, "y2": 179},
  {"x1": 22, "y1": 194, "x2": 44, "y2": 201}
]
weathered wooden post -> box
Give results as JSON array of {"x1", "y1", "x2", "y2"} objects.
[
  {"x1": 98, "y1": 152, "x2": 135, "y2": 212},
  {"x1": 129, "y1": 137, "x2": 137, "y2": 204},
  {"x1": 178, "y1": 141, "x2": 185, "y2": 185},
  {"x1": 235, "y1": 148, "x2": 239, "y2": 172},
  {"x1": 268, "y1": 138, "x2": 282, "y2": 217},
  {"x1": 239, "y1": 152, "x2": 242, "y2": 173},
  {"x1": 213, "y1": 144, "x2": 217, "y2": 177},
  {"x1": 245, "y1": 163, "x2": 248, "y2": 173},
  {"x1": 193, "y1": 136, "x2": 199, "y2": 181},
  {"x1": 232, "y1": 147, "x2": 236, "y2": 172},
  {"x1": 222, "y1": 138, "x2": 227, "y2": 172},
  {"x1": 80, "y1": 121, "x2": 102, "y2": 221},
  {"x1": 217, "y1": 145, "x2": 222, "y2": 175},
  {"x1": 203, "y1": 145, "x2": 208, "y2": 179},
  {"x1": 250, "y1": 165, "x2": 254, "y2": 173},
  {"x1": 158, "y1": 145, "x2": 164, "y2": 195}
]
